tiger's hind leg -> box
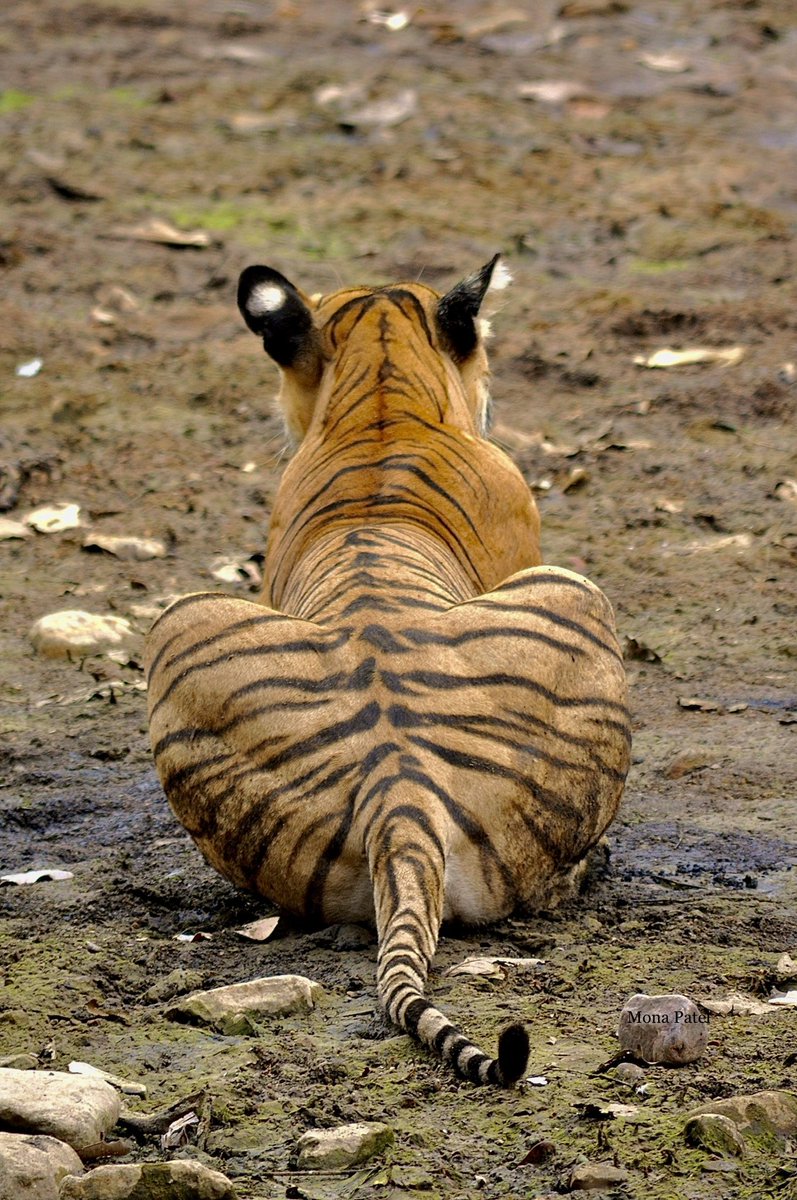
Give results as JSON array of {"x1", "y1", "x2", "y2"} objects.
[{"x1": 144, "y1": 592, "x2": 363, "y2": 915}]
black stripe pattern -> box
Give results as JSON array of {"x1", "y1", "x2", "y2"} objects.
[{"x1": 146, "y1": 274, "x2": 630, "y2": 1085}]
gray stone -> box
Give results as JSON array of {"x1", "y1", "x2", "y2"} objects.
[
  {"x1": 29, "y1": 611, "x2": 138, "y2": 659},
  {"x1": 166, "y1": 974, "x2": 323, "y2": 1035},
  {"x1": 684, "y1": 1113, "x2": 746, "y2": 1157},
  {"x1": 0, "y1": 1069, "x2": 121, "y2": 1153},
  {"x1": 569, "y1": 1161, "x2": 629, "y2": 1190},
  {"x1": 612, "y1": 1062, "x2": 647, "y2": 1087},
  {"x1": 693, "y1": 1091, "x2": 797, "y2": 1141},
  {"x1": 0, "y1": 1054, "x2": 39, "y2": 1070},
  {"x1": 618, "y1": 993, "x2": 708, "y2": 1064},
  {"x1": 297, "y1": 1122, "x2": 394, "y2": 1169},
  {"x1": 58, "y1": 1159, "x2": 238, "y2": 1199},
  {"x1": 142, "y1": 968, "x2": 204, "y2": 1004},
  {"x1": 0, "y1": 1132, "x2": 83, "y2": 1200}
]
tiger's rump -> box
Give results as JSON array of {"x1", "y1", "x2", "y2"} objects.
[{"x1": 146, "y1": 562, "x2": 627, "y2": 926}]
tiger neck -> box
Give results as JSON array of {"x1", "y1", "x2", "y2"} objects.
[{"x1": 266, "y1": 525, "x2": 477, "y2": 622}]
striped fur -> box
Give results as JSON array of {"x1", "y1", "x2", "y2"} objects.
[{"x1": 146, "y1": 258, "x2": 630, "y2": 1085}]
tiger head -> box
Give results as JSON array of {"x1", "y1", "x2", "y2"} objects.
[{"x1": 237, "y1": 257, "x2": 510, "y2": 445}]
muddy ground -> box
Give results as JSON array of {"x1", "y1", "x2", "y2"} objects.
[{"x1": 1, "y1": 1, "x2": 796, "y2": 1197}]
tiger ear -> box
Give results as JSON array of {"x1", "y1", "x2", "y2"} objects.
[
  {"x1": 237, "y1": 265, "x2": 323, "y2": 385},
  {"x1": 436, "y1": 254, "x2": 505, "y2": 363}
]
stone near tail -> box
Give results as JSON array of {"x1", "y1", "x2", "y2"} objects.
[
  {"x1": 0, "y1": 1131, "x2": 83, "y2": 1200},
  {"x1": 296, "y1": 1121, "x2": 394, "y2": 1170},
  {"x1": 618, "y1": 993, "x2": 709, "y2": 1064},
  {"x1": 29, "y1": 611, "x2": 138, "y2": 659},
  {"x1": 0, "y1": 1068, "x2": 120, "y2": 1153},
  {"x1": 684, "y1": 1113, "x2": 746, "y2": 1157},
  {"x1": 612, "y1": 1062, "x2": 647, "y2": 1087},
  {"x1": 691, "y1": 1090, "x2": 797, "y2": 1140},
  {"x1": 165, "y1": 974, "x2": 324, "y2": 1035},
  {"x1": 569, "y1": 1161, "x2": 630, "y2": 1190},
  {"x1": 58, "y1": 1158, "x2": 238, "y2": 1199}
]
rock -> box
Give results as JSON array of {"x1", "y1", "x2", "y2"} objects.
[
  {"x1": 618, "y1": 993, "x2": 709, "y2": 1064},
  {"x1": 82, "y1": 533, "x2": 167, "y2": 561},
  {"x1": 142, "y1": 968, "x2": 204, "y2": 1004},
  {"x1": 29, "y1": 611, "x2": 138, "y2": 659},
  {"x1": 692, "y1": 1091, "x2": 797, "y2": 1141},
  {"x1": 569, "y1": 1161, "x2": 629, "y2": 1190},
  {"x1": 166, "y1": 974, "x2": 324, "y2": 1035},
  {"x1": 0, "y1": 1069, "x2": 121, "y2": 1153},
  {"x1": 684, "y1": 1113, "x2": 746, "y2": 1157},
  {"x1": 0, "y1": 1054, "x2": 39, "y2": 1070},
  {"x1": 0, "y1": 1132, "x2": 83, "y2": 1200},
  {"x1": 297, "y1": 1121, "x2": 394, "y2": 1169},
  {"x1": 664, "y1": 750, "x2": 714, "y2": 779},
  {"x1": 58, "y1": 1159, "x2": 238, "y2": 1199},
  {"x1": 612, "y1": 1062, "x2": 647, "y2": 1087}
]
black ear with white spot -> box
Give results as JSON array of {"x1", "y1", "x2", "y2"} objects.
[
  {"x1": 237, "y1": 265, "x2": 321, "y2": 377},
  {"x1": 436, "y1": 254, "x2": 502, "y2": 363}
]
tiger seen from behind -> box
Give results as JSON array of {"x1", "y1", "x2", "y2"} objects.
[{"x1": 145, "y1": 256, "x2": 631, "y2": 1085}]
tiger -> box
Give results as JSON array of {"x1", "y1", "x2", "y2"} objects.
[{"x1": 145, "y1": 255, "x2": 631, "y2": 1086}]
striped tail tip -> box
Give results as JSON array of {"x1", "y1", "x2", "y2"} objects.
[{"x1": 403, "y1": 998, "x2": 530, "y2": 1086}]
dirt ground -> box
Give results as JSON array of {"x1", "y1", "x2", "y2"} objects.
[{"x1": 1, "y1": 1, "x2": 796, "y2": 1197}]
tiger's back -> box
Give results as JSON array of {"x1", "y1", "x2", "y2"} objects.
[{"x1": 146, "y1": 257, "x2": 630, "y2": 1085}]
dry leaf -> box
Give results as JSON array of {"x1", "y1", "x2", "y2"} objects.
[
  {"x1": 446, "y1": 957, "x2": 505, "y2": 978},
  {"x1": 637, "y1": 52, "x2": 690, "y2": 73},
  {"x1": 0, "y1": 518, "x2": 32, "y2": 540},
  {"x1": 700, "y1": 993, "x2": 776, "y2": 1016},
  {"x1": 367, "y1": 10, "x2": 410, "y2": 31},
  {"x1": 678, "y1": 533, "x2": 753, "y2": 555},
  {"x1": 518, "y1": 80, "x2": 587, "y2": 104},
  {"x1": 623, "y1": 636, "x2": 662, "y2": 663},
  {"x1": 83, "y1": 533, "x2": 167, "y2": 561},
  {"x1": 654, "y1": 497, "x2": 684, "y2": 514},
  {"x1": 1, "y1": 868, "x2": 74, "y2": 885},
  {"x1": 173, "y1": 932, "x2": 212, "y2": 943},
  {"x1": 209, "y1": 557, "x2": 262, "y2": 587},
  {"x1": 769, "y1": 989, "x2": 797, "y2": 1007},
  {"x1": 341, "y1": 89, "x2": 418, "y2": 128},
  {"x1": 15, "y1": 358, "x2": 43, "y2": 378},
  {"x1": 105, "y1": 219, "x2": 211, "y2": 248},
  {"x1": 235, "y1": 915, "x2": 280, "y2": 942},
  {"x1": 678, "y1": 697, "x2": 721, "y2": 712},
  {"x1": 160, "y1": 1110, "x2": 199, "y2": 1149},
  {"x1": 634, "y1": 346, "x2": 744, "y2": 369},
  {"x1": 773, "y1": 480, "x2": 797, "y2": 504},
  {"x1": 561, "y1": 467, "x2": 589, "y2": 492},
  {"x1": 578, "y1": 1100, "x2": 639, "y2": 1119},
  {"x1": 25, "y1": 502, "x2": 82, "y2": 533}
]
